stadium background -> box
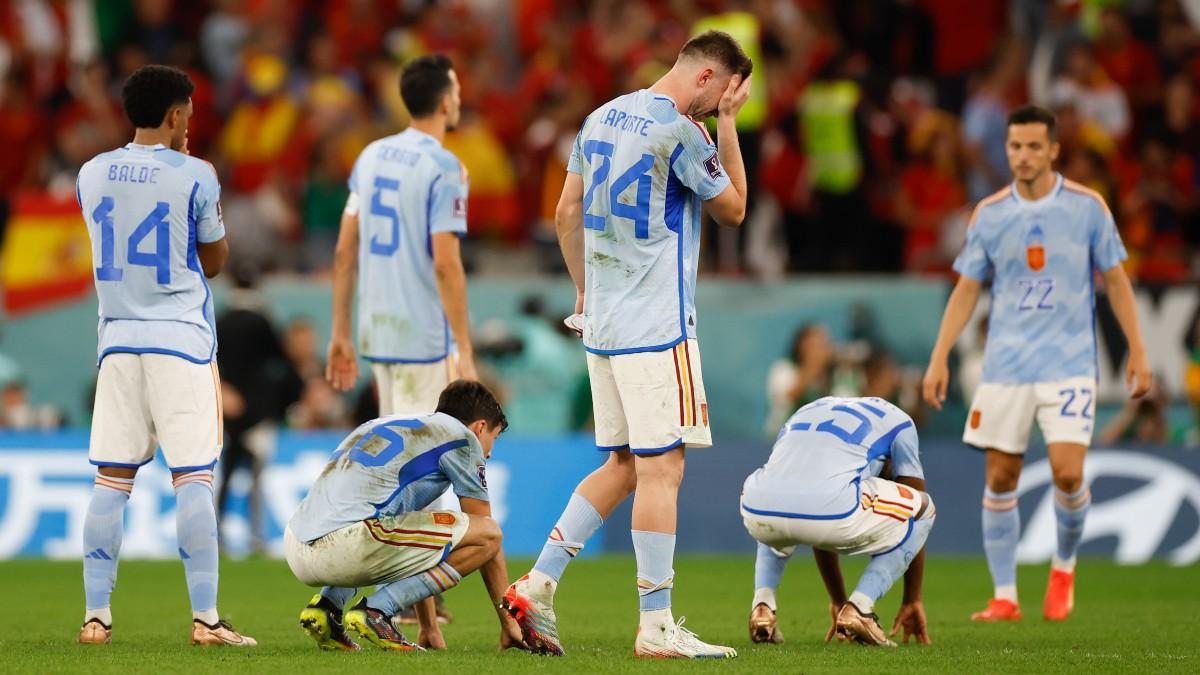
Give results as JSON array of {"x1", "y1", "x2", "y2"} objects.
[{"x1": 0, "y1": 0, "x2": 1199, "y2": 575}]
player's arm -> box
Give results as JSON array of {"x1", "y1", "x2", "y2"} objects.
[
  {"x1": 811, "y1": 547, "x2": 847, "y2": 642},
  {"x1": 458, "y1": 497, "x2": 528, "y2": 650},
  {"x1": 556, "y1": 172, "x2": 586, "y2": 314},
  {"x1": 1101, "y1": 263, "x2": 1152, "y2": 398},
  {"x1": 703, "y1": 74, "x2": 753, "y2": 228},
  {"x1": 326, "y1": 205, "x2": 360, "y2": 392},
  {"x1": 432, "y1": 232, "x2": 476, "y2": 381},
  {"x1": 922, "y1": 275, "x2": 983, "y2": 409},
  {"x1": 196, "y1": 238, "x2": 228, "y2": 278}
]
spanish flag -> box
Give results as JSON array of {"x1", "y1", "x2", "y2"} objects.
[{"x1": 1, "y1": 191, "x2": 93, "y2": 315}]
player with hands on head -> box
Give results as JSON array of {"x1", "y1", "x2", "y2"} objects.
[
  {"x1": 506, "y1": 30, "x2": 752, "y2": 659},
  {"x1": 923, "y1": 105, "x2": 1151, "y2": 623}
]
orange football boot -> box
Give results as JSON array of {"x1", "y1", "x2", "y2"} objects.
[
  {"x1": 971, "y1": 598, "x2": 1022, "y2": 622},
  {"x1": 1043, "y1": 569, "x2": 1075, "y2": 621}
]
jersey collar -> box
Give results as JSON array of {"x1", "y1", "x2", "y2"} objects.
[
  {"x1": 402, "y1": 127, "x2": 440, "y2": 146},
  {"x1": 1010, "y1": 172, "x2": 1064, "y2": 205},
  {"x1": 124, "y1": 142, "x2": 167, "y2": 152}
]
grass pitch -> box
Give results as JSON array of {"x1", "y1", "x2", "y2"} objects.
[{"x1": 1, "y1": 556, "x2": 1196, "y2": 673}]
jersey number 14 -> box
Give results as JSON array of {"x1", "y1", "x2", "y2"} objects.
[{"x1": 92, "y1": 197, "x2": 173, "y2": 284}]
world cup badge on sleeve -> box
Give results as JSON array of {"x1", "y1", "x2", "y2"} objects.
[{"x1": 1026, "y1": 224, "x2": 1046, "y2": 271}]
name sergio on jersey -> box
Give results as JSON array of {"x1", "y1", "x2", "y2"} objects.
[{"x1": 602, "y1": 107, "x2": 655, "y2": 137}]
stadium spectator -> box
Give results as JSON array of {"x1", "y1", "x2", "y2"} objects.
[
  {"x1": 765, "y1": 323, "x2": 835, "y2": 433},
  {"x1": 1050, "y1": 42, "x2": 1132, "y2": 142},
  {"x1": 1098, "y1": 378, "x2": 1171, "y2": 446},
  {"x1": 963, "y1": 44, "x2": 1024, "y2": 202},
  {"x1": 895, "y1": 110, "x2": 968, "y2": 272}
]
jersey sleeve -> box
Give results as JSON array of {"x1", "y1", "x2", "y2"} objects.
[
  {"x1": 439, "y1": 439, "x2": 489, "y2": 503},
  {"x1": 1089, "y1": 199, "x2": 1127, "y2": 272},
  {"x1": 889, "y1": 424, "x2": 924, "y2": 480},
  {"x1": 193, "y1": 163, "x2": 225, "y2": 243},
  {"x1": 953, "y1": 215, "x2": 991, "y2": 281},
  {"x1": 671, "y1": 119, "x2": 731, "y2": 201},
  {"x1": 566, "y1": 129, "x2": 584, "y2": 175},
  {"x1": 429, "y1": 152, "x2": 468, "y2": 236}
]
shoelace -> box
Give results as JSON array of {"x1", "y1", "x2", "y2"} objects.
[{"x1": 670, "y1": 617, "x2": 726, "y2": 653}]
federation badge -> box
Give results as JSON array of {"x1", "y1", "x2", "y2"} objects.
[
  {"x1": 970, "y1": 409, "x2": 982, "y2": 429},
  {"x1": 701, "y1": 403, "x2": 709, "y2": 427},
  {"x1": 433, "y1": 512, "x2": 456, "y2": 526},
  {"x1": 1026, "y1": 224, "x2": 1045, "y2": 271}
]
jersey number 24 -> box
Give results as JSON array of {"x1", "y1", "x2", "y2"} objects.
[{"x1": 582, "y1": 140, "x2": 655, "y2": 239}]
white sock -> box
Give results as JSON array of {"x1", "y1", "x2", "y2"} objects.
[
  {"x1": 994, "y1": 584, "x2": 1018, "y2": 603},
  {"x1": 848, "y1": 591, "x2": 874, "y2": 615},
  {"x1": 752, "y1": 587, "x2": 777, "y2": 612},
  {"x1": 85, "y1": 607, "x2": 112, "y2": 626},
  {"x1": 193, "y1": 609, "x2": 219, "y2": 625},
  {"x1": 639, "y1": 607, "x2": 674, "y2": 632},
  {"x1": 526, "y1": 569, "x2": 558, "y2": 601},
  {"x1": 1051, "y1": 554, "x2": 1076, "y2": 572}
]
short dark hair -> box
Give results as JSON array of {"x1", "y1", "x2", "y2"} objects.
[
  {"x1": 1007, "y1": 104, "x2": 1057, "y2": 142},
  {"x1": 121, "y1": 65, "x2": 194, "y2": 129},
  {"x1": 400, "y1": 54, "x2": 454, "y2": 118},
  {"x1": 436, "y1": 380, "x2": 508, "y2": 432},
  {"x1": 680, "y1": 30, "x2": 753, "y2": 79}
]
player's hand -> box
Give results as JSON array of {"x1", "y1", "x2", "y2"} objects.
[
  {"x1": 418, "y1": 626, "x2": 447, "y2": 650},
  {"x1": 718, "y1": 74, "x2": 752, "y2": 119},
  {"x1": 823, "y1": 602, "x2": 846, "y2": 643},
  {"x1": 456, "y1": 352, "x2": 479, "y2": 382},
  {"x1": 922, "y1": 360, "x2": 949, "y2": 411},
  {"x1": 1126, "y1": 347, "x2": 1152, "y2": 399},
  {"x1": 325, "y1": 336, "x2": 359, "y2": 392},
  {"x1": 499, "y1": 613, "x2": 530, "y2": 651},
  {"x1": 890, "y1": 601, "x2": 932, "y2": 645}
]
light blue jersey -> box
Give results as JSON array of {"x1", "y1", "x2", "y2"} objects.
[
  {"x1": 569, "y1": 90, "x2": 731, "y2": 354},
  {"x1": 741, "y1": 397, "x2": 922, "y2": 519},
  {"x1": 954, "y1": 174, "x2": 1128, "y2": 384},
  {"x1": 349, "y1": 128, "x2": 468, "y2": 362},
  {"x1": 289, "y1": 412, "x2": 489, "y2": 542},
  {"x1": 76, "y1": 143, "x2": 224, "y2": 365}
]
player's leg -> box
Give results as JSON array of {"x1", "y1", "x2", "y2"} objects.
[
  {"x1": 963, "y1": 382, "x2": 1035, "y2": 621},
  {"x1": 149, "y1": 356, "x2": 254, "y2": 646},
  {"x1": 625, "y1": 341, "x2": 732, "y2": 659},
  {"x1": 749, "y1": 543, "x2": 794, "y2": 644},
  {"x1": 80, "y1": 353, "x2": 155, "y2": 645},
  {"x1": 345, "y1": 512, "x2": 485, "y2": 650},
  {"x1": 1037, "y1": 377, "x2": 1096, "y2": 621},
  {"x1": 506, "y1": 352, "x2": 634, "y2": 655},
  {"x1": 845, "y1": 488, "x2": 937, "y2": 645}
]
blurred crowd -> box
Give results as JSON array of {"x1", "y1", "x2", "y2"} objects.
[{"x1": 2, "y1": 0, "x2": 1200, "y2": 279}]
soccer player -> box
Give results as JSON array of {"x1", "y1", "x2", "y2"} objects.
[
  {"x1": 75, "y1": 65, "x2": 254, "y2": 646},
  {"x1": 923, "y1": 105, "x2": 1152, "y2": 622},
  {"x1": 740, "y1": 396, "x2": 935, "y2": 647},
  {"x1": 326, "y1": 52, "x2": 476, "y2": 412},
  {"x1": 285, "y1": 380, "x2": 526, "y2": 652},
  {"x1": 503, "y1": 31, "x2": 752, "y2": 659}
]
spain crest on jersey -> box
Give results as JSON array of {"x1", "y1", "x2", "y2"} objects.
[{"x1": 1026, "y1": 224, "x2": 1046, "y2": 271}]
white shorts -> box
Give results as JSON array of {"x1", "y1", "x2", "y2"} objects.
[
  {"x1": 89, "y1": 353, "x2": 222, "y2": 471},
  {"x1": 371, "y1": 355, "x2": 457, "y2": 415},
  {"x1": 963, "y1": 376, "x2": 1096, "y2": 454},
  {"x1": 588, "y1": 339, "x2": 712, "y2": 455},
  {"x1": 741, "y1": 477, "x2": 923, "y2": 557},
  {"x1": 285, "y1": 511, "x2": 470, "y2": 588}
]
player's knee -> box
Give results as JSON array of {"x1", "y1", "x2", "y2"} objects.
[
  {"x1": 634, "y1": 455, "x2": 684, "y2": 488},
  {"x1": 1052, "y1": 470, "x2": 1084, "y2": 495},
  {"x1": 986, "y1": 467, "x2": 1020, "y2": 493},
  {"x1": 916, "y1": 492, "x2": 936, "y2": 521},
  {"x1": 476, "y1": 516, "x2": 503, "y2": 555},
  {"x1": 604, "y1": 453, "x2": 638, "y2": 492}
]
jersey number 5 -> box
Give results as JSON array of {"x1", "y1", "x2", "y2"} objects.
[
  {"x1": 582, "y1": 140, "x2": 655, "y2": 239},
  {"x1": 93, "y1": 197, "x2": 172, "y2": 284},
  {"x1": 369, "y1": 176, "x2": 402, "y2": 256}
]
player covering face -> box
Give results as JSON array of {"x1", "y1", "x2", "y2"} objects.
[
  {"x1": 923, "y1": 105, "x2": 1151, "y2": 623},
  {"x1": 285, "y1": 380, "x2": 528, "y2": 652},
  {"x1": 503, "y1": 30, "x2": 752, "y2": 659}
]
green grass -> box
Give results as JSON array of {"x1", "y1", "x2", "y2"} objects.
[{"x1": 1, "y1": 556, "x2": 1196, "y2": 673}]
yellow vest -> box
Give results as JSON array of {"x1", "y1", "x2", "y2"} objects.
[
  {"x1": 801, "y1": 80, "x2": 862, "y2": 194},
  {"x1": 692, "y1": 12, "x2": 766, "y2": 131}
]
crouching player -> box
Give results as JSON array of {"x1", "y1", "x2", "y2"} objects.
[
  {"x1": 284, "y1": 380, "x2": 527, "y2": 652},
  {"x1": 740, "y1": 397, "x2": 935, "y2": 647}
]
